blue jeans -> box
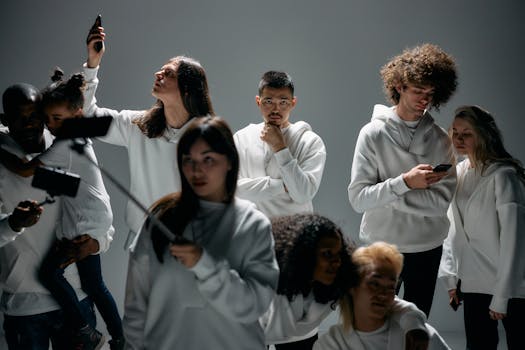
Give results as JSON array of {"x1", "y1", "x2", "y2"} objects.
[
  {"x1": 3, "y1": 297, "x2": 96, "y2": 350},
  {"x1": 39, "y1": 248, "x2": 123, "y2": 339}
]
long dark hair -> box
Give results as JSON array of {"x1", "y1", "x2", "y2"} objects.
[
  {"x1": 133, "y1": 56, "x2": 215, "y2": 138},
  {"x1": 271, "y1": 214, "x2": 355, "y2": 306},
  {"x1": 454, "y1": 105, "x2": 525, "y2": 183},
  {"x1": 149, "y1": 116, "x2": 239, "y2": 262},
  {"x1": 40, "y1": 67, "x2": 85, "y2": 111}
]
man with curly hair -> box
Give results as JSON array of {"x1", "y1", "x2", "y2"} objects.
[{"x1": 347, "y1": 44, "x2": 458, "y2": 317}]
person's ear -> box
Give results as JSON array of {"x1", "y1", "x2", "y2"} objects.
[
  {"x1": 395, "y1": 84, "x2": 404, "y2": 94},
  {"x1": 255, "y1": 95, "x2": 261, "y2": 107},
  {"x1": 73, "y1": 108, "x2": 83, "y2": 118},
  {"x1": 291, "y1": 96, "x2": 297, "y2": 108}
]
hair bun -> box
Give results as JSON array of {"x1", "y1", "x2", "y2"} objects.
[
  {"x1": 50, "y1": 67, "x2": 64, "y2": 82},
  {"x1": 68, "y1": 73, "x2": 85, "y2": 90}
]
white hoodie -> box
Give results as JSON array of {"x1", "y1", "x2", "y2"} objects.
[
  {"x1": 234, "y1": 121, "x2": 326, "y2": 218},
  {"x1": 439, "y1": 160, "x2": 525, "y2": 313},
  {"x1": 348, "y1": 105, "x2": 456, "y2": 252}
]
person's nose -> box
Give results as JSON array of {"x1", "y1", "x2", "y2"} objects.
[{"x1": 155, "y1": 70, "x2": 163, "y2": 80}]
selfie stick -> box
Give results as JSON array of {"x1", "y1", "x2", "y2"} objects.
[{"x1": 69, "y1": 137, "x2": 177, "y2": 242}]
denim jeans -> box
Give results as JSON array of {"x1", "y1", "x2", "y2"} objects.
[
  {"x1": 3, "y1": 297, "x2": 96, "y2": 350},
  {"x1": 39, "y1": 248, "x2": 123, "y2": 339}
]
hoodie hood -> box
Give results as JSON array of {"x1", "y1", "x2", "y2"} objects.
[{"x1": 371, "y1": 104, "x2": 437, "y2": 155}]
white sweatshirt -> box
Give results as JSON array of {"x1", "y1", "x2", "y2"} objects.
[
  {"x1": 39, "y1": 139, "x2": 114, "y2": 252},
  {"x1": 439, "y1": 160, "x2": 525, "y2": 313},
  {"x1": 234, "y1": 121, "x2": 326, "y2": 218},
  {"x1": 262, "y1": 294, "x2": 427, "y2": 346},
  {"x1": 82, "y1": 65, "x2": 189, "y2": 249},
  {"x1": 313, "y1": 318, "x2": 450, "y2": 350},
  {"x1": 348, "y1": 105, "x2": 456, "y2": 252},
  {"x1": 123, "y1": 198, "x2": 279, "y2": 350},
  {"x1": 0, "y1": 131, "x2": 87, "y2": 316}
]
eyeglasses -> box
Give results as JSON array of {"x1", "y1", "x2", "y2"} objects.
[{"x1": 260, "y1": 98, "x2": 292, "y2": 109}]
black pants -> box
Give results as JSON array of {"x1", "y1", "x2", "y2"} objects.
[
  {"x1": 396, "y1": 245, "x2": 442, "y2": 317},
  {"x1": 274, "y1": 334, "x2": 318, "y2": 350},
  {"x1": 463, "y1": 293, "x2": 525, "y2": 350}
]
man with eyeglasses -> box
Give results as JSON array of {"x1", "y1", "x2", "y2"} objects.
[
  {"x1": 234, "y1": 71, "x2": 326, "y2": 349},
  {"x1": 234, "y1": 70, "x2": 326, "y2": 221},
  {"x1": 347, "y1": 44, "x2": 458, "y2": 318}
]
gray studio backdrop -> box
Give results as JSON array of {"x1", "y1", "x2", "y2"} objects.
[{"x1": 1, "y1": 0, "x2": 524, "y2": 343}]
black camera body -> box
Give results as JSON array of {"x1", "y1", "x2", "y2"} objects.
[{"x1": 31, "y1": 166, "x2": 80, "y2": 198}]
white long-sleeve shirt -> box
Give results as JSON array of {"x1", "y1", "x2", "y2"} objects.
[
  {"x1": 123, "y1": 198, "x2": 279, "y2": 350},
  {"x1": 439, "y1": 160, "x2": 525, "y2": 313},
  {"x1": 313, "y1": 318, "x2": 450, "y2": 350},
  {"x1": 234, "y1": 121, "x2": 326, "y2": 218},
  {"x1": 348, "y1": 105, "x2": 456, "y2": 252},
  {"x1": 262, "y1": 294, "x2": 427, "y2": 346},
  {"x1": 39, "y1": 139, "x2": 114, "y2": 252},
  {"x1": 0, "y1": 130, "x2": 87, "y2": 316},
  {"x1": 82, "y1": 65, "x2": 189, "y2": 249}
]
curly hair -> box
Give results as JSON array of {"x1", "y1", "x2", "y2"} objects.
[
  {"x1": 380, "y1": 43, "x2": 458, "y2": 109},
  {"x1": 271, "y1": 214, "x2": 356, "y2": 306},
  {"x1": 453, "y1": 105, "x2": 525, "y2": 183}
]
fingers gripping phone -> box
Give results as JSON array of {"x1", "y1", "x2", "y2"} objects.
[
  {"x1": 89, "y1": 14, "x2": 103, "y2": 52},
  {"x1": 433, "y1": 163, "x2": 452, "y2": 172}
]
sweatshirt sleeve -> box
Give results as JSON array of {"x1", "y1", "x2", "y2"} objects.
[
  {"x1": 71, "y1": 143, "x2": 114, "y2": 253},
  {"x1": 490, "y1": 170, "x2": 525, "y2": 313},
  {"x1": 438, "y1": 207, "x2": 459, "y2": 291},
  {"x1": 390, "y1": 140, "x2": 456, "y2": 216},
  {"x1": 0, "y1": 213, "x2": 23, "y2": 247},
  {"x1": 123, "y1": 234, "x2": 151, "y2": 349},
  {"x1": 82, "y1": 64, "x2": 136, "y2": 147},
  {"x1": 262, "y1": 293, "x2": 332, "y2": 344},
  {"x1": 275, "y1": 133, "x2": 326, "y2": 204},
  {"x1": 190, "y1": 212, "x2": 279, "y2": 323},
  {"x1": 234, "y1": 130, "x2": 287, "y2": 201},
  {"x1": 348, "y1": 126, "x2": 410, "y2": 212},
  {"x1": 389, "y1": 297, "x2": 427, "y2": 333}
]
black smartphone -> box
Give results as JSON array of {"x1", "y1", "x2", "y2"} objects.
[
  {"x1": 90, "y1": 14, "x2": 103, "y2": 52},
  {"x1": 32, "y1": 166, "x2": 81, "y2": 198},
  {"x1": 433, "y1": 163, "x2": 452, "y2": 172},
  {"x1": 449, "y1": 279, "x2": 463, "y2": 311}
]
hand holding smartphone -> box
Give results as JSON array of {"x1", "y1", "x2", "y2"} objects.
[
  {"x1": 87, "y1": 14, "x2": 103, "y2": 52},
  {"x1": 433, "y1": 163, "x2": 452, "y2": 172}
]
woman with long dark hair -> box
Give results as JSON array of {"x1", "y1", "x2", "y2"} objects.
[
  {"x1": 84, "y1": 24, "x2": 215, "y2": 249},
  {"x1": 123, "y1": 116, "x2": 279, "y2": 349}
]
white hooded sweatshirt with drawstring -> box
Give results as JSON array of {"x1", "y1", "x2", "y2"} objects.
[{"x1": 348, "y1": 105, "x2": 456, "y2": 253}]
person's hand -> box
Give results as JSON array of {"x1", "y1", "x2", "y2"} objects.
[
  {"x1": 86, "y1": 22, "x2": 106, "y2": 68},
  {"x1": 405, "y1": 329, "x2": 430, "y2": 350},
  {"x1": 8, "y1": 200, "x2": 43, "y2": 231},
  {"x1": 169, "y1": 240, "x2": 203, "y2": 268},
  {"x1": 402, "y1": 164, "x2": 447, "y2": 189},
  {"x1": 260, "y1": 123, "x2": 286, "y2": 152},
  {"x1": 57, "y1": 234, "x2": 100, "y2": 268},
  {"x1": 448, "y1": 288, "x2": 461, "y2": 310},
  {"x1": 489, "y1": 309, "x2": 506, "y2": 320}
]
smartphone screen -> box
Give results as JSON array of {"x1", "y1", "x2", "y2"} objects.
[{"x1": 433, "y1": 164, "x2": 452, "y2": 172}]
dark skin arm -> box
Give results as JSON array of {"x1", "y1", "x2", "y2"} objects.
[{"x1": 0, "y1": 148, "x2": 42, "y2": 177}]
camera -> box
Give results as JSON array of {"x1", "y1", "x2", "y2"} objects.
[{"x1": 31, "y1": 166, "x2": 80, "y2": 198}]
